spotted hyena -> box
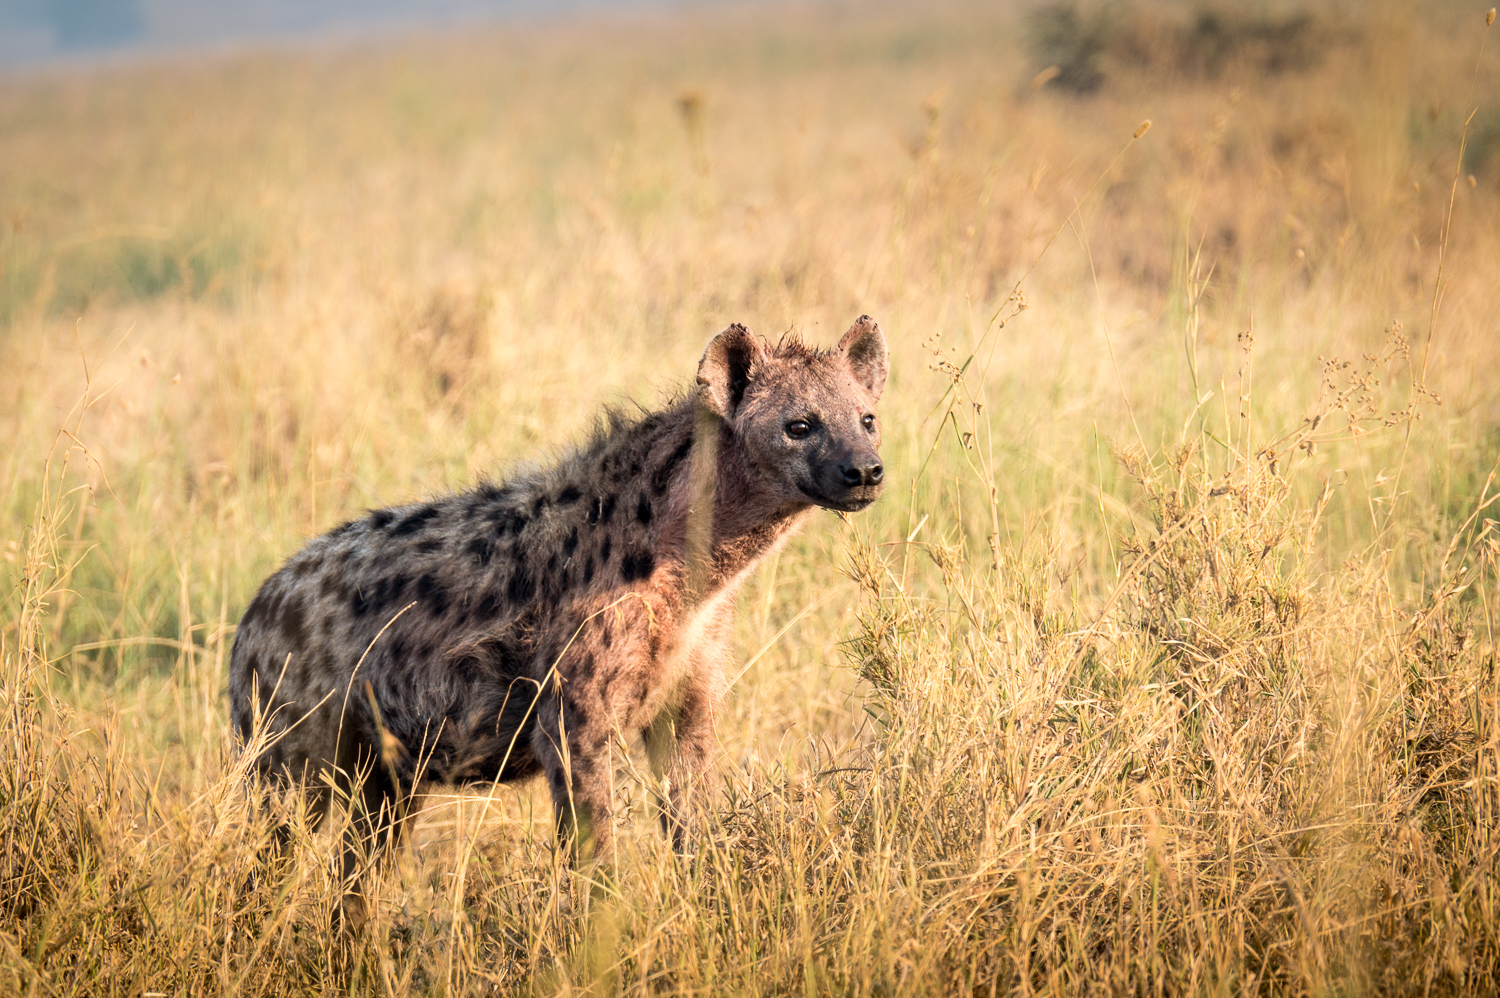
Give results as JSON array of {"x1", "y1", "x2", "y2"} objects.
[{"x1": 229, "y1": 316, "x2": 888, "y2": 882}]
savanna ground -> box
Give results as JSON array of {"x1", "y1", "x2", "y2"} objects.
[{"x1": 2, "y1": 0, "x2": 1500, "y2": 993}]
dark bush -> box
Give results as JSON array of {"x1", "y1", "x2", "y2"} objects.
[
  {"x1": 1025, "y1": 3, "x2": 1112, "y2": 94},
  {"x1": 1026, "y1": 2, "x2": 1344, "y2": 96}
]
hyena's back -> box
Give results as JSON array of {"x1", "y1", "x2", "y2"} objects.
[{"x1": 230, "y1": 479, "x2": 581, "y2": 792}]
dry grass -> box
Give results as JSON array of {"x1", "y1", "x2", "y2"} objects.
[{"x1": 2, "y1": 0, "x2": 1499, "y2": 993}]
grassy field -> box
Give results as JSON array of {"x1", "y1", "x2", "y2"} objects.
[{"x1": 2, "y1": 0, "x2": 1499, "y2": 993}]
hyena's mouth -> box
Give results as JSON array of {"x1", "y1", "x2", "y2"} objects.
[{"x1": 798, "y1": 480, "x2": 882, "y2": 513}]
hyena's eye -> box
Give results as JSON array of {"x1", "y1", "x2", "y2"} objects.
[
  {"x1": 785, "y1": 420, "x2": 811, "y2": 439},
  {"x1": 862, "y1": 414, "x2": 876, "y2": 431}
]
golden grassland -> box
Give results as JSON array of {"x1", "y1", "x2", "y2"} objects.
[{"x1": 2, "y1": 0, "x2": 1499, "y2": 992}]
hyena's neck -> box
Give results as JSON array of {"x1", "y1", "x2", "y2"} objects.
[{"x1": 619, "y1": 397, "x2": 811, "y2": 610}]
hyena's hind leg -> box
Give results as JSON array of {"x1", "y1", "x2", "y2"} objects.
[
  {"x1": 268, "y1": 777, "x2": 335, "y2": 865},
  {"x1": 237, "y1": 762, "x2": 334, "y2": 904},
  {"x1": 234, "y1": 667, "x2": 338, "y2": 879},
  {"x1": 330, "y1": 744, "x2": 413, "y2": 926}
]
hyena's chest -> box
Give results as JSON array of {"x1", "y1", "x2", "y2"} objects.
[{"x1": 610, "y1": 596, "x2": 734, "y2": 732}]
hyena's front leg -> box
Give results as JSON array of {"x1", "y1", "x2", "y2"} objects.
[
  {"x1": 644, "y1": 677, "x2": 722, "y2": 852},
  {"x1": 534, "y1": 686, "x2": 617, "y2": 863}
]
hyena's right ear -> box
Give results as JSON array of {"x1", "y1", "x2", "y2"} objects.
[{"x1": 697, "y1": 323, "x2": 767, "y2": 418}]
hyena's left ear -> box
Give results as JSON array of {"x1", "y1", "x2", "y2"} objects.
[{"x1": 838, "y1": 315, "x2": 888, "y2": 399}]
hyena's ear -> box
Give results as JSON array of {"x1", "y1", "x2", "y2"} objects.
[
  {"x1": 838, "y1": 315, "x2": 888, "y2": 399},
  {"x1": 697, "y1": 323, "x2": 767, "y2": 418}
]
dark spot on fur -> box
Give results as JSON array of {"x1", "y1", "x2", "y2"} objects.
[
  {"x1": 467, "y1": 536, "x2": 495, "y2": 567},
  {"x1": 507, "y1": 568, "x2": 535, "y2": 602},
  {"x1": 239, "y1": 590, "x2": 267, "y2": 630},
  {"x1": 241, "y1": 652, "x2": 267, "y2": 701},
  {"x1": 651, "y1": 435, "x2": 693, "y2": 494},
  {"x1": 601, "y1": 625, "x2": 612, "y2": 649},
  {"x1": 588, "y1": 498, "x2": 601, "y2": 525},
  {"x1": 489, "y1": 507, "x2": 527, "y2": 536},
  {"x1": 388, "y1": 635, "x2": 409, "y2": 663},
  {"x1": 563, "y1": 527, "x2": 578, "y2": 557},
  {"x1": 601, "y1": 494, "x2": 617, "y2": 524},
  {"x1": 240, "y1": 650, "x2": 263, "y2": 683},
  {"x1": 416, "y1": 538, "x2": 443, "y2": 554},
  {"x1": 558, "y1": 486, "x2": 582, "y2": 506},
  {"x1": 278, "y1": 596, "x2": 309, "y2": 648},
  {"x1": 621, "y1": 548, "x2": 654, "y2": 582},
  {"x1": 583, "y1": 556, "x2": 595, "y2": 585},
  {"x1": 370, "y1": 509, "x2": 395, "y2": 530},
  {"x1": 476, "y1": 481, "x2": 504, "y2": 502},
  {"x1": 532, "y1": 494, "x2": 549, "y2": 516},
  {"x1": 416, "y1": 573, "x2": 450, "y2": 615},
  {"x1": 359, "y1": 574, "x2": 411, "y2": 617},
  {"x1": 472, "y1": 588, "x2": 503, "y2": 622},
  {"x1": 320, "y1": 574, "x2": 351, "y2": 608},
  {"x1": 263, "y1": 587, "x2": 288, "y2": 623},
  {"x1": 392, "y1": 504, "x2": 441, "y2": 536},
  {"x1": 636, "y1": 494, "x2": 653, "y2": 525},
  {"x1": 599, "y1": 535, "x2": 612, "y2": 565},
  {"x1": 450, "y1": 652, "x2": 481, "y2": 682}
]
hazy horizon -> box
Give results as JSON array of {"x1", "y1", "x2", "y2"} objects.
[{"x1": 0, "y1": 0, "x2": 730, "y2": 70}]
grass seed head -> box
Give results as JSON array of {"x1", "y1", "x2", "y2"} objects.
[{"x1": 1030, "y1": 65, "x2": 1061, "y2": 90}]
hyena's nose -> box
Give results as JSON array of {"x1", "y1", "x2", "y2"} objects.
[{"x1": 840, "y1": 460, "x2": 883, "y2": 487}]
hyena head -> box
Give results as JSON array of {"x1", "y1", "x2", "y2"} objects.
[{"x1": 697, "y1": 315, "x2": 888, "y2": 512}]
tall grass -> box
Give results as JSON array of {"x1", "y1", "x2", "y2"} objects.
[{"x1": 1, "y1": 1, "x2": 1498, "y2": 993}]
